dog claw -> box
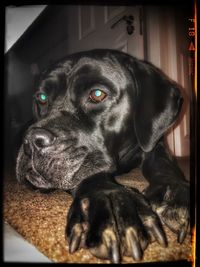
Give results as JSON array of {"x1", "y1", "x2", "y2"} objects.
[
  {"x1": 127, "y1": 230, "x2": 143, "y2": 261},
  {"x1": 102, "y1": 228, "x2": 120, "y2": 263},
  {"x1": 178, "y1": 223, "x2": 188, "y2": 244},
  {"x1": 131, "y1": 240, "x2": 143, "y2": 261},
  {"x1": 69, "y1": 224, "x2": 83, "y2": 253},
  {"x1": 151, "y1": 222, "x2": 167, "y2": 248},
  {"x1": 109, "y1": 240, "x2": 120, "y2": 263},
  {"x1": 69, "y1": 234, "x2": 81, "y2": 253}
]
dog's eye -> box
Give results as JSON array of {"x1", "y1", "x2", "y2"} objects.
[
  {"x1": 89, "y1": 89, "x2": 107, "y2": 103},
  {"x1": 35, "y1": 92, "x2": 48, "y2": 105}
]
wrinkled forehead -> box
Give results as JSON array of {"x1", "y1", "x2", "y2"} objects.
[{"x1": 70, "y1": 56, "x2": 129, "y2": 90}]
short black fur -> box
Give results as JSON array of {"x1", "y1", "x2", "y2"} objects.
[{"x1": 16, "y1": 49, "x2": 190, "y2": 263}]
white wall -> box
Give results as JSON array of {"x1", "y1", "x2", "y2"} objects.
[{"x1": 5, "y1": 5, "x2": 46, "y2": 53}]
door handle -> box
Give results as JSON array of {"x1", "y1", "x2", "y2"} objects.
[{"x1": 111, "y1": 15, "x2": 135, "y2": 35}]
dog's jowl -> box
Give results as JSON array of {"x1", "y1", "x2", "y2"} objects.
[{"x1": 16, "y1": 49, "x2": 190, "y2": 263}]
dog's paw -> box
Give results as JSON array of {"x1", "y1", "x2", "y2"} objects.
[
  {"x1": 144, "y1": 182, "x2": 190, "y2": 243},
  {"x1": 65, "y1": 185, "x2": 167, "y2": 263}
]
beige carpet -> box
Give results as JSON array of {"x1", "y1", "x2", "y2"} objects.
[{"x1": 3, "y1": 168, "x2": 192, "y2": 263}]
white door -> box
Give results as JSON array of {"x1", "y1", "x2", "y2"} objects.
[{"x1": 65, "y1": 5, "x2": 145, "y2": 59}]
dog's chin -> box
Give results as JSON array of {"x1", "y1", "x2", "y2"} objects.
[
  {"x1": 17, "y1": 164, "x2": 83, "y2": 191},
  {"x1": 25, "y1": 172, "x2": 53, "y2": 189},
  {"x1": 16, "y1": 144, "x2": 115, "y2": 191},
  {"x1": 16, "y1": 145, "x2": 88, "y2": 191},
  {"x1": 16, "y1": 156, "x2": 93, "y2": 191},
  {"x1": 18, "y1": 169, "x2": 79, "y2": 191},
  {"x1": 17, "y1": 161, "x2": 114, "y2": 192},
  {"x1": 22, "y1": 177, "x2": 54, "y2": 193}
]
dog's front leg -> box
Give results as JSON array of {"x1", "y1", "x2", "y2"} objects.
[
  {"x1": 141, "y1": 141, "x2": 190, "y2": 244},
  {"x1": 65, "y1": 172, "x2": 167, "y2": 263}
]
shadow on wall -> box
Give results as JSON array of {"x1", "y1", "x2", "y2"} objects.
[{"x1": 4, "y1": 51, "x2": 35, "y2": 171}]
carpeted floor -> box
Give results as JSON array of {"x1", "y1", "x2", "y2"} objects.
[{"x1": 3, "y1": 167, "x2": 192, "y2": 264}]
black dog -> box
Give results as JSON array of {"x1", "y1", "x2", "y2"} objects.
[{"x1": 16, "y1": 49, "x2": 189, "y2": 263}]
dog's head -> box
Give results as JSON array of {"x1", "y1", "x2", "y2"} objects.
[{"x1": 16, "y1": 49, "x2": 183, "y2": 190}]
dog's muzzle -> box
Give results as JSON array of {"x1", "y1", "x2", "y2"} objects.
[
  {"x1": 16, "y1": 124, "x2": 115, "y2": 191},
  {"x1": 16, "y1": 127, "x2": 89, "y2": 190}
]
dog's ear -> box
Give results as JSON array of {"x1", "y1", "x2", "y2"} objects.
[{"x1": 126, "y1": 57, "x2": 183, "y2": 152}]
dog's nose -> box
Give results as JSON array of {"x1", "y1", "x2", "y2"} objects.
[
  {"x1": 32, "y1": 128, "x2": 55, "y2": 148},
  {"x1": 24, "y1": 128, "x2": 55, "y2": 151}
]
